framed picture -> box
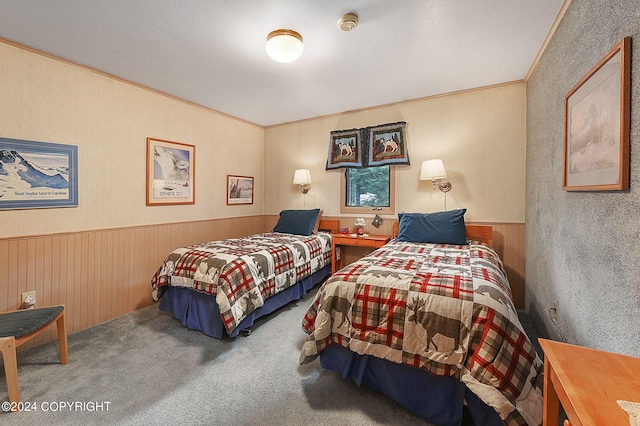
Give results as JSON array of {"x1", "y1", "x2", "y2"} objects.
[
  {"x1": 146, "y1": 138, "x2": 195, "y2": 205},
  {"x1": 0, "y1": 137, "x2": 78, "y2": 210},
  {"x1": 227, "y1": 175, "x2": 254, "y2": 205},
  {"x1": 563, "y1": 37, "x2": 630, "y2": 191}
]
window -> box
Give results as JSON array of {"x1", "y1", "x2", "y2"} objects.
[{"x1": 340, "y1": 165, "x2": 395, "y2": 214}]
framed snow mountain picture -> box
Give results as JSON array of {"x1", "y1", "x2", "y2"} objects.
[
  {"x1": 0, "y1": 137, "x2": 78, "y2": 210},
  {"x1": 146, "y1": 137, "x2": 195, "y2": 206}
]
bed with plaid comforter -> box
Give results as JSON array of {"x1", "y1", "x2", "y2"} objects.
[
  {"x1": 301, "y1": 240, "x2": 543, "y2": 426},
  {"x1": 151, "y1": 232, "x2": 332, "y2": 336}
]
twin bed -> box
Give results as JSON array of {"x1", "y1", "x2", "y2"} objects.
[
  {"x1": 301, "y1": 210, "x2": 543, "y2": 426},
  {"x1": 151, "y1": 209, "x2": 542, "y2": 425},
  {"x1": 150, "y1": 209, "x2": 339, "y2": 338}
]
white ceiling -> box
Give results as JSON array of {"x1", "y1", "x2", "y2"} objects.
[{"x1": 0, "y1": 1, "x2": 565, "y2": 127}]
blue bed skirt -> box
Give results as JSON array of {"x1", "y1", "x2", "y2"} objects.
[
  {"x1": 159, "y1": 264, "x2": 330, "y2": 339},
  {"x1": 319, "y1": 344, "x2": 503, "y2": 426}
]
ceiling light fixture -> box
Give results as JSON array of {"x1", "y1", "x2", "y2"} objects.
[
  {"x1": 338, "y1": 13, "x2": 358, "y2": 32},
  {"x1": 266, "y1": 29, "x2": 304, "y2": 63}
]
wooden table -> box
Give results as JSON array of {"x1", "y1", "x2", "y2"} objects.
[
  {"x1": 331, "y1": 234, "x2": 391, "y2": 273},
  {"x1": 539, "y1": 338, "x2": 640, "y2": 426}
]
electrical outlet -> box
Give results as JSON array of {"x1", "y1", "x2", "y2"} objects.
[{"x1": 21, "y1": 290, "x2": 36, "y2": 308}]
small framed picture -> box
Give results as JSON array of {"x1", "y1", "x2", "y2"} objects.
[
  {"x1": 563, "y1": 37, "x2": 630, "y2": 191},
  {"x1": 227, "y1": 175, "x2": 254, "y2": 205},
  {"x1": 146, "y1": 138, "x2": 195, "y2": 205}
]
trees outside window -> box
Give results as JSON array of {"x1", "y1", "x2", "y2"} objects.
[{"x1": 340, "y1": 165, "x2": 395, "y2": 215}]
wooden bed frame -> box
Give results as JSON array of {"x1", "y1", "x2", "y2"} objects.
[
  {"x1": 318, "y1": 219, "x2": 340, "y2": 235},
  {"x1": 317, "y1": 219, "x2": 492, "y2": 246},
  {"x1": 392, "y1": 221, "x2": 493, "y2": 247}
]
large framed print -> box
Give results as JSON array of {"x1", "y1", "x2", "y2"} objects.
[
  {"x1": 563, "y1": 37, "x2": 630, "y2": 191},
  {"x1": 0, "y1": 137, "x2": 78, "y2": 210},
  {"x1": 226, "y1": 175, "x2": 254, "y2": 205},
  {"x1": 146, "y1": 138, "x2": 195, "y2": 205}
]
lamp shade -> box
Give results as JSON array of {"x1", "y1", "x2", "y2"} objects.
[
  {"x1": 266, "y1": 29, "x2": 304, "y2": 63},
  {"x1": 293, "y1": 169, "x2": 311, "y2": 185},
  {"x1": 419, "y1": 159, "x2": 447, "y2": 180}
]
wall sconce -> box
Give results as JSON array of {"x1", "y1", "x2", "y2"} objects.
[
  {"x1": 420, "y1": 159, "x2": 452, "y2": 210},
  {"x1": 293, "y1": 169, "x2": 311, "y2": 194},
  {"x1": 266, "y1": 29, "x2": 304, "y2": 63}
]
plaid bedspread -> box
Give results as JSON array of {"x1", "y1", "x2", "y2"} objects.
[
  {"x1": 151, "y1": 232, "x2": 332, "y2": 335},
  {"x1": 301, "y1": 240, "x2": 543, "y2": 426}
]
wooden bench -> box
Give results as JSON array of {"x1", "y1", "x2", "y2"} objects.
[{"x1": 0, "y1": 305, "x2": 68, "y2": 406}]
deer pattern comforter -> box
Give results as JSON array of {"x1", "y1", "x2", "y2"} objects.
[
  {"x1": 151, "y1": 232, "x2": 332, "y2": 335},
  {"x1": 301, "y1": 240, "x2": 543, "y2": 426}
]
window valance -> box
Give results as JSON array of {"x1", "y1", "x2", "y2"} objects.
[{"x1": 326, "y1": 121, "x2": 409, "y2": 169}]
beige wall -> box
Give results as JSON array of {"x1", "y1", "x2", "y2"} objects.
[
  {"x1": 264, "y1": 82, "x2": 526, "y2": 223},
  {"x1": 1, "y1": 40, "x2": 529, "y2": 344},
  {"x1": 0, "y1": 40, "x2": 265, "y2": 239}
]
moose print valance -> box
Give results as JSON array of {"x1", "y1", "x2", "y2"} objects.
[{"x1": 326, "y1": 121, "x2": 409, "y2": 169}]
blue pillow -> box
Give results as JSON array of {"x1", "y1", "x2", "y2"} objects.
[
  {"x1": 396, "y1": 209, "x2": 467, "y2": 245},
  {"x1": 273, "y1": 209, "x2": 321, "y2": 236}
]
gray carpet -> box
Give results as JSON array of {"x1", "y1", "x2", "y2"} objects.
[
  {"x1": 0, "y1": 287, "x2": 437, "y2": 426},
  {"x1": 1, "y1": 287, "x2": 550, "y2": 426}
]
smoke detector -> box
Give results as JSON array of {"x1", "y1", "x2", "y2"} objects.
[{"x1": 338, "y1": 13, "x2": 358, "y2": 32}]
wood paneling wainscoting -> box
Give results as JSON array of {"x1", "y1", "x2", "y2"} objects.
[
  {"x1": 487, "y1": 222, "x2": 525, "y2": 308},
  {"x1": 266, "y1": 215, "x2": 525, "y2": 308},
  {"x1": 2, "y1": 215, "x2": 524, "y2": 350},
  {"x1": 0, "y1": 216, "x2": 266, "y2": 350}
]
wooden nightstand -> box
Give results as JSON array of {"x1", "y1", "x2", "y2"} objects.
[
  {"x1": 331, "y1": 234, "x2": 391, "y2": 273},
  {"x1": 539, "y1": 338, "x2": 640, "y2": 426}
]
